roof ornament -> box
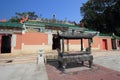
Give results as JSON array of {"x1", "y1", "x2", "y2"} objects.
[
  {"x1": 20, "y1": 15, "x2": 29, "y2": 23},
  {"x1": 0, "y1": 19, "x2": 7, "y2": 22}
]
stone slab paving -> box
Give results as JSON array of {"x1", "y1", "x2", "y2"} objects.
[{"x1": 0, "y1": 63, "x2": 48, "y2": 80}]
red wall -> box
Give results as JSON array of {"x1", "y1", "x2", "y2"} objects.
[
  {"x1": 83, "y1": 39, "x2": 89, "y2": 48},
  {"x1": 14, "y1": 32, "x2": 112, "y2": 51},
  {"x1": 64, "y1": 40, "x2": 80, "y2": 45},
  {"x1": 91, "y1": 36, "x2": 101, "y2": 48},
  {"x1": 22, "y1": 32, "x2": 48, "y2": 45}
]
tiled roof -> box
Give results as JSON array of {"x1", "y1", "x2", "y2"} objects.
[
  {"x1": 99, "y1": 33, "x2": 120, "y2": 39},
  {"x1": 25, "y1": 21, "x2": 45, "y2": 27},
  {"x1": 25, "y1": 21, "x2": 78, "y2": 28},
  {"x1": 25, "y1": 21, "x2": 84, "y2": 29},
  {"x1": 111, "y1": 35, "x2": 120, "y2": 39},
  {"x1": 0, "y1": 22, "x2": 23, "y2": 27},
  {"x1": 25, "y1": 21, "x2": 99, "y2": 33},
  {"x1": 99, "y1": 33, "x2": 111, "y2": 36},
  {"x1": 46, "y1": 23, "x2": 78, "y2": 27}
]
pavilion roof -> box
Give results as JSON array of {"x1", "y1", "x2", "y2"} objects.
[{"x1": 58, "y1": 31, "x2": 97, "y2": 39}]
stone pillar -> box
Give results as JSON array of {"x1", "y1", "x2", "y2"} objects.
[{"x1": 38, "y1": 49, "x2": 45, "y2": 64}]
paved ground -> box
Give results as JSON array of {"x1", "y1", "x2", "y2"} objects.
[
  {"x1": 0, "y1": 53, "x2": 48, "y2": 80},
  {"x1": 46, "y1": 64, "x2": 120, "y2": 80},
  {"x1": 0, "y1": 50, "x2": 120, "y2": 80},
  {"x1": 93, "y1": 50, "x2": 120, "y2": 71},
  {"x1": 92, "y1": 50, "x2": 120, "y2": 57},
  {"x1": 0, "y1": 63, "x2": 48, "y2": 80},
  {"x1": 94, "y1": 54, "x2": 120, "y2": 72}
]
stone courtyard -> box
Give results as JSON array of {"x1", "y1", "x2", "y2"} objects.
[{"x1": 0, "y1": 50, "x2": 120, "y2": 80}]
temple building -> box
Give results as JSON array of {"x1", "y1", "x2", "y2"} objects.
[{"x1": 0, "y1": 21, "x2": 120, "y2": 54}]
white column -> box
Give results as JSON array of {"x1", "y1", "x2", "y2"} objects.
[
  {"x1": 11, "y1": 34, "x2": 16, "y2": 48},
  {"x1": 48, "y1": 33, "x2": 52, "y2": 45}
]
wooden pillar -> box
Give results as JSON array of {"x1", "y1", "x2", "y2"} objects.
[
  {"x1": 81, "y1": 39, "x2": 83, "y2": 51},
  {"x1": 67, "y1": 39, "x2": 69, "y2": 51}
]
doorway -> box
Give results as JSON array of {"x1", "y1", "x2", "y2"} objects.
[
  {"x1": 1, "y1": 35, "x2": 11, "y2": 53},
  {"x1": 111, "y1": 39, "x2": 117, "y2": 50},
  {"x1": 102, "y1": 39, "x2": 108, "y2": 50},
  {"x1": 52, "y1": 34, "x2": 61, "y2": 50}
]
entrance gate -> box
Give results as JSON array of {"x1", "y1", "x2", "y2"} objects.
[{"x1": 1, "y1": 35, "x2": 11, "y2": 53}]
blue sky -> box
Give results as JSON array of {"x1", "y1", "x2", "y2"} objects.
[{"x1": 0, "y1": 0, "x2": 88, "y2": 22}]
